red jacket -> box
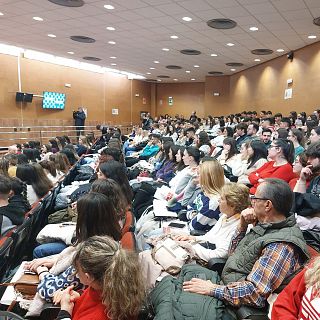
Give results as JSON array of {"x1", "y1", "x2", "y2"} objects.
[{"x1": 248, "y1": 161, "x2": 295, "y2": 194}]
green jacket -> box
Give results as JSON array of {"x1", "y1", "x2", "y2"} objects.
[
  {"x1": 151, "y1": 264, "x2": 225, "y2": 320},
  {"x1": 222, "y1": 214, "x2": 309, "y2": 285}
]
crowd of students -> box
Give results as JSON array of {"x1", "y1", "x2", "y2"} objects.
[{"x1": 0, "y1": 109, "x2": 319, "y2": 319}]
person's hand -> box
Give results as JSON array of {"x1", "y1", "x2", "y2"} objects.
[
  {"x1": 71, "y1": 202, "x2": 77, "y2": 210},
  {"x1": 299, "y1": 165, "x2": 313, "y2": 182},
  {"x1": 183, "y1": 278, "x2": 215, "y2": 295},
  {"x1": 165, "y1": 192, "x2": 174, "y2": 201},
  {"x1": 239, "y1": 207, "x2": 257, "y2": 231},
  {"x1": 60, "y1": 286, "x2": 80, "y2": 314},
  {"x1": 24, "y1": 258, "x2": 54, "y2": 272},
  {"x1": 173, "y1": 235, "x2": 195, "y2": 241},
  {"x1": 53, "y1": 289, "x2": 63, "y2": 305}
]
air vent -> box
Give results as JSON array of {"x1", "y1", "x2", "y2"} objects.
[
  {"x1": 313, "y1": 17, "x2": 320, "y2": 26},
  {"x1": 48, "y1": 0, "x2": 85, "y2": 7},
  {"x1": 157, "y1": 75, "x2": 170, "y2": 78},
  {"x1": 146, "y1": 79, "x2": 158, "y2": 82},
  {"x1": 70, "y1": 36, "x2": 95, "y2": 43},
  {"x1": 180, "y1": 49, "x2": 201, "y2": 55},
  {"x1": 207, "y1": 18, "x2": 237, "y2": 29},
  {"x1": 226, "y1": 62, "x2": 244, "y2": 67},
  {"x1": 251, "y1": 49, "x2": 273, "y2": 55},
  {"x1": 83, "y1": 56, "x2": 101, "y2": 61},
  {"x1": 208, "y1": 71, "x2": 224, "y2": 75},
  {"x1": 166, "y1": 65, "x2": 182, "y2": 69}
]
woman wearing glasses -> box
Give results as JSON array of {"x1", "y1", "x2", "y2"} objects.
[{"x1": 248, "y1": 138, "x2": 295, "y2": 194}]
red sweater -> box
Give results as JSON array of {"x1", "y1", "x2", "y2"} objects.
[
  {"x1": 248, "y1": 161, "x2": 295, "y2": 194},
  {"x1": 73, "y1": 287, "x2": 109, "y2": 320}
]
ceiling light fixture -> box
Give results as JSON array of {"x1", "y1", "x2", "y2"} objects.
[
  {"x1": 162, "y1": 48, "x2": 169, "y2": 51},
  {"x1": 308, "y1": 35, "x2": 317, "y2": 39},
  {"x1": 210, "y1": 53, "x2": 218, "y2": 57},
  {"x1": 157, "y1": 79, "x2": 162, "y2": 82},
  {"x1": 194, "y1": 65, "x2": 199, "y2": 68},
  {"x1": 106, "y1": 26, "x2": 115, "y2": 31},
  {"x1": 110, "y1": 56, "x2": 116, "y2": 59},
  {"x1": 226, "y1": 43, "x2": 235, "y2": 46},
  {"x1": 111, "y1": 63, "x2": 117, "y2": 65},
  {"x1": 48, "y1": 34, "x2": 56, "y2": 38},
  {"x1": 150, "y1": 67, "x2": 155, "y2": 70},
  {"x1": 170, "y1": 35, "x2": 178, "y2": 39},
  {"x1": 146, "y1": 72, "x2": 151, "y2": 74},
  {"x1": 108, "y1": 41, "x2": 116, "y2": 44},
  {"x1": 0, "y1": 12, "x2": 4, "y2": 16},
  {"x1": 249, "y1": 27, "x2": 259, "y2": 31},
  {"x1": 182, "y1": 17, "x2": 192, "y2": 22},
  {"x1": 33, "y1": 17, "x2": 43, "y2": 21},
  {"x1": 186, "y1": 70, "x2": 190, "y2": 73},
  {"x1": 191, "y1": 78, "x2": 195, "y2": 81},
  {"x1": 67, "y1": 51, "x2": 74, "y2": 54},
  {"x1": 276, "y1": 49, "x2": 284, "y2": 52},
  {"x1": 254, "y1": 59, "x2": 261, "y2": 62},
  {"x1": 104, "y1": 4, "x2": 114, "y2": 10},
  {"x1": 154, "y1": 61, "x2": 159, "y2": 63},
  {"x1": 173, "y1": 79, "x2": 178, "y2": 81},
  {"x1": 230, "y1": 68, "x2": 236, "y2": 71}
]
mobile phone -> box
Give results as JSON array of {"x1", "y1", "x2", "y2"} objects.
[
  {"x1": 24, "y1": 270, "x2": 37, "y2": 275},
  {"x1": 167, "y1": 222, "x2": 186, "y2": 229}
]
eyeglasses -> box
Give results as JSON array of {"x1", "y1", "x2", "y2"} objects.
[{"x1": 250, "y1": 195, "x2": 270, "y2": 202}]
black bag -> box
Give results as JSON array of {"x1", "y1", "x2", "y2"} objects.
[{"x1": 223, "y1": 165, "x2": 238, "y2": 182}]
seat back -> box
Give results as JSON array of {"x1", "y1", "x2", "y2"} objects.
[
  {"x1": 0, "y1": 237, "x2": 14, "y2": 281},
  {"x1": 122, "y1": 210, "x2": 135, "y2": 235},
  {"x1": 121, "y1": 232, "x2": 136, "y2": 251}
]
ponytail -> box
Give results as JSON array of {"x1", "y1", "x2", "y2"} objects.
[
  {"x1": 274, "y1": 138, "x2": 294, "y2": 164},
  {"x1": 73, "y1": 236, "x2": 145, "y2": 320}
]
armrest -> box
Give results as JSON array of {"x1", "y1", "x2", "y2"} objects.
[
  {"x1": 207, "y1": 258, "x2": 227, "y2": 275},
  {"x1": 190, "y1": 229, "x2": 206, "y2": 236},
  {"x1": 231, "y1": 305, "x2": 269, "y2": 320}
]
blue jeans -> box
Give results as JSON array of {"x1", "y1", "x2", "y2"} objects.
[{"x1": 33, "y1": 242, "x2": 68, "y2": 258}]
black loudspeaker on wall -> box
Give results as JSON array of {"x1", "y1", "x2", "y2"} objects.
[{"x1": 15, "y1": 92, "x2": 34, "y2": 103}]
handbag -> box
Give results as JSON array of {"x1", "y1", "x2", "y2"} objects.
[{"x1": 153, "y1": 238, "x2": 189, "y2": 274}]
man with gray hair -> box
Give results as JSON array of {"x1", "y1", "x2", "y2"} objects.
[{"x1": 183, "y1": 178, "x2": 309, "y2": 308}]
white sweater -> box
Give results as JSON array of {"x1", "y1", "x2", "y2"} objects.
[{"x1": 192, "y1": 213, "x2": 240, "y2": 262}]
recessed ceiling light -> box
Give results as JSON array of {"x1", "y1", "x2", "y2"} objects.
[
  {"x1": 162, "y1": 48, "x2": 170, "y2": 51},
  {"x1": 48, "y1": 34, "x2": 56, "y2": 38},
  {"x1": 308, "y1": 35, "x2": 317, "y2": 39},
  {"x1": 108, "y1": 41, "x2": 116, "y2": 44},
  {"x1": 157, "y1": 79, "x2": 162, "y2": 82},
  {"x1": 186, "y1": 70, "x2": 191, "y2": 73},
  {"x1": 170, "y1": 35, "x2": 178, "y2": 39},
  {"x1": 110, "y1": 56, "x2": 116, "y2": 59},
  {"x1": 154, "y1": 61, "x2": 159, "y2": 64},
  {"x1": 182, "y1": 17, "x2": 192, "y2": 22},
  {"x1": 254, "y1": 58, "x2": 261, "y2": 62},
  {"x1": 194, "y1": 65, "x2": 200, "y2": 68},
  {"x1": 146, "y1": 72, "x2": 151, "y2": 75},
  {"x1": 33, "y1": 16, "x2": 43, "y2": 21},
  {"x1": 210, "y1": 53, "x2": 218, "y2": 57},
  {"x1": 0, "y1": 12, "x2": 4, "y2": 16},
  {"x1": 191, "y1": 78, "x2": 196, "y2": 81},
  {"x1": 111, "y1": 63, "x2": 117, "y2": 66},
  {"x1": 276, "y1": 49, "x2": 284, "y2": 52},
  {"x1": 67, "y1": 51, "x2": 74, "y2": 55},
  {"x1": 249, "y1": 27, "x2": 259, "y2": 31},
  {"x1": 106, "y1": 26, "x2": 115, "y2": 31},
  {"x1": 230, "y1": 68, "x2": 236, "y2": 71},
  {"x1": 104, "y1": 4, "x2": 114, "y2": 10},
  {"x1": 226, "y1": 43, "x2": 235, "y2": 46},
  {"x1": 173, "y1": 79, "x2": 178, "y2": 81},
  {"x1": 150, "y1": 67, "x2": 155, "y2": 70}
]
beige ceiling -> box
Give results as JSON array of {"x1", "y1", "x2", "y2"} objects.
[{"x1": 0, "y1": 0, "x2": 319, "y2": 82}]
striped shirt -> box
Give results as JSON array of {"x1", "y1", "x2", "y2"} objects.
[
  {"x1": 210, "y1": 228, "x2": 302, "y2": 307},
  {"x1": 299, "y1": 286, "x2": 320, "y2": 320}
]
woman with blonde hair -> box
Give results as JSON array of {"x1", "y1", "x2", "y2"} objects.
[
  {"x1": 271, "y1": 256, "x2": 320, "y2": 319},
  {"x1": 186, "y1": 159, "x2": 225, "y2": 231},
  {"x1": 176, "y1": 182, "x2": 250, "y2": 262},
  {"x1": 54, "y1": 235, "x2": 145, "y2": 320}
]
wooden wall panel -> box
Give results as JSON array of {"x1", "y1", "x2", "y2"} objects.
[{"x1": 155, "y1": 82, "x2": 205, "y2": 118}]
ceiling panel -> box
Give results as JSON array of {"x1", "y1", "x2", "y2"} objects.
[{"x1": 0, "y1": 0, "x2": 317, "y2": 83}]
